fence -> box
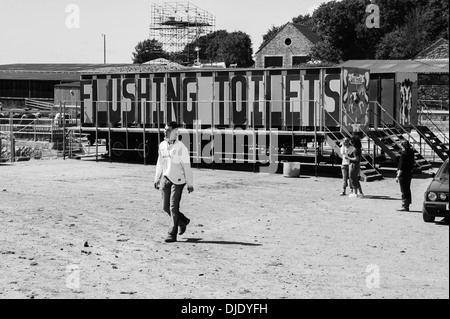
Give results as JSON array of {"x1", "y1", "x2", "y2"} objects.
[
  {"x1": 0, "y1": 116, "x2": 65, "y2": 163},
  {"x1": 419, "y1": 99, "x2": 449, "y2": 111}
]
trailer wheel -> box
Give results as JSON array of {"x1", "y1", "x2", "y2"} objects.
[
  {"x1": 137, "y1": 142, "x2": 150, "y2": 159},
  {"x1": 111, "y1": 140, "x2": 125, "y2": 159}
]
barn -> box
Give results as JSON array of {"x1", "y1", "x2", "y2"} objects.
[{"x1": 254, "y1": 23, "x2": 321, "y2": 68}]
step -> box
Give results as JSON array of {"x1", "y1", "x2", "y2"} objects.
[
  {"x1": 417, "y1": 163, "x2": 433, "y2": 171},
  {"x1": 361, "y1": 169, "x2": 378, "y2": 176},
  {"x1": 361, "y1": 174, "x2": 384, "y2": 182}
]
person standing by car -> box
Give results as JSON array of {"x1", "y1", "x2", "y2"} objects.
[
  {"x1": 154, "y1": 121, "x2": 194, "y2": 243},
  {"x1": 396, "y1": 140, "x2": 415, "y2": 211}
]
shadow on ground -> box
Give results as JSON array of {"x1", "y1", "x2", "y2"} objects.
[{"x1": 183, "y1": 238, "x2": 262, "y2": 246}]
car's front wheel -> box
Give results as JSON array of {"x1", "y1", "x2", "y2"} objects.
[{"x1": 422, "y1": 209, "x2": 436, "y2": 223}]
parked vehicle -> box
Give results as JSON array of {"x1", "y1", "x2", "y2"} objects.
[{"x1": 422, "y1": 158, "x2": 449, "y2": 223}]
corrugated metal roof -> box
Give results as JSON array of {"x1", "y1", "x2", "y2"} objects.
[
  {"x1": 81, "y1": 63, "x2": 188, "y2": 75},
  {"x1": 0, "y1": 64, "x2": 132, "y2": 81},
  {"x1": 339, "y1": 60, "x2": 449, "y2": 74},
  {"x1": 54, "y1": 82, "x2": 81, "y2": 88},
  {"x1": 0, "y1": 72, "x2": 80, "y2": 81}
]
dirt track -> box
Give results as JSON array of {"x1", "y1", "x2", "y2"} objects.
[{"x1": 0, "y1": 158, "x2": 448, "y2": 299}]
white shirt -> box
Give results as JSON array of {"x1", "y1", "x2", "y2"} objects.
[
  {"x1": 340, "y1": 145, "x2": 351, "y2": 166},
  {"x1": 155, "y1": 140, "x2": 194, "y2": 187}
]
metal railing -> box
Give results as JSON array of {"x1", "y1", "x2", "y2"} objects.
[
  {"x1": 418, "y1": 100, "x2": 449, "y2": 145},
  {"x1": 370, "y1": 101, "x2": 430, "y2": 160},
  {"x1": 24, "y1": 98, "x2": 54, "y2": 111},
  {"x1": 322, "y1": 106, "x2": 377, "y2": 169},
  {"x1": 418, "y1": 99, "x2": 449, "y2": 111}
]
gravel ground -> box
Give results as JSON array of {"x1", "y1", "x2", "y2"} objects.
[{"x1": 0, "y1": 158, "x2": 448, "y2": 299}]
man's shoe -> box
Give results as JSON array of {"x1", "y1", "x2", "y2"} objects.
[
  {"x1": 397, "y1": 207, "x2": 409, "y2": 212},
  {"x1": 164, "y1": 234, "x2": 177, "y2": 243},
  {"x1": 179, "y1": 218, "x2": 190, "y2": 236}
]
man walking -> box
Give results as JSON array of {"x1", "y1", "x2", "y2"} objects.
[
  {"x1": 154, "y1": 121, "x2": 194, "y2": 243},
  {"x1": 396, "y1": 140, "x2": 415, "y2": 211}
]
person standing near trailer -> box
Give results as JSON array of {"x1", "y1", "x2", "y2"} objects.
[
  {"x1": 396, "y1": 140, "x2": 415, "y2": 211},
  {"x1": 154, "y1": 121, "x2": 194, "y2": 243},
  {"x1": 340, "y1": 137, "x2": 353, "y2": 196},
  {"x1": 348, "y1": 135, "x2": 365, "y2": 198}
]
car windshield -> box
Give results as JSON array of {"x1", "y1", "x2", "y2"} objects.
[{"x1": 435, "y1": 160, "x2": 449, "y2": 180}]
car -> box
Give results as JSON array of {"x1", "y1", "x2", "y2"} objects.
[{"x1": 422, "y1": 158, "x2": 449, "y2": 223}]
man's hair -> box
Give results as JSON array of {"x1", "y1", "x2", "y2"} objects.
[
  {"x1": 401, "y1": 140, "x2": 411, "y2": 149},
  {"x1": 351, "y1": 135, "x2": 362, "y2": 149},
  {"x1": 167, "y1": 121, "x2": 179, "y2": 129}
]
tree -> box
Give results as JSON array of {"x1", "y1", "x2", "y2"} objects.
[
  {"x1": 312, "y1": 0, "x2": 374, "y2": 61},
  {"x1": 217, "y1": 32, "x2": 254, "y2": 67},
  {"x1": 291, "y1": 14, "x2": 315, "y2": 30},
  {"x1": 375, "y1": 7, "x2": 429, "y2": 59},
  {"x1": 309, "y1": 0, "x2": 448, "y2": 62},
  {"x1": 309, "y1": 40, "x2": 343, "y2": 64},
  {"x1": 131, "y1": 39, "x2": 168, "y2": 64},
  {"x1": 181, "y1": 30, "x2": 254, "y2": 67},
  {"x1": 416, "y1": 0, "x2": 449, "y2": 40},
  {"x1": 180, "y1": 30, "x2": 229, "y2": 64}
]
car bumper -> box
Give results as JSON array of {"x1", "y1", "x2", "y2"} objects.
[{"x1": 423, "y1": 201, "x2": 449, "y2": 217}]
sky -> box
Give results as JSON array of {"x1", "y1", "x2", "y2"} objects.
[{"x1": 0, "y1": 0, "x2": 330, "y2": 64}]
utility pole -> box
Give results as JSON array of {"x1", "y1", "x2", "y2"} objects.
[{"x1": 102, "y1": 34, "x2": 107, "y2": 64}]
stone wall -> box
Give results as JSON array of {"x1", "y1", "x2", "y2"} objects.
[
  {"x1": 0, "y1": 98, "x2": 26, "y2": 109},
  {"x1": 418, "y1": 85, "x2": 449, "y2": 109}
]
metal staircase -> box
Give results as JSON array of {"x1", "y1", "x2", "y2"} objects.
[
  {"x1": 323, "y1": 109, "x2": 383, "y2": 182},
  {"x1": 415, "y1": 126, "x2": 449, "y2": 161},
  {"x1": 415, "y1": 101, "x2": 449, "y2": 161},
  {"x1": 369, "y1": 102, "x2": 433, "y2": 172}
]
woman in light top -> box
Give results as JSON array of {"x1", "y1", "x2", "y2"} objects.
[{"x1": 340, "y1": 137, "x2": 352, "y2": 196}]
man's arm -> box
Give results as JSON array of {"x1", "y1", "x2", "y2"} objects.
[
  {"x1": 154, "y1": 145, "x2": 163, "y2": 188},
  {"x1": 179, "y1": 144, "x2": 194, "y2": 192}
]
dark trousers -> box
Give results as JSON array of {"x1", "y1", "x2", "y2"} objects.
[
  {"x1": 349, "y1": 163, "x2": 361, "y2": 190},
  {"x1": 161, "y1": 176, "x2": 189, "y2": 236},
  {"x1": 398, "y1": 175, "x2": 412, "y2": 208}
]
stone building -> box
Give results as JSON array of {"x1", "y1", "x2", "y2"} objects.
[
  {"x1": 254, "y1": 23, "x2": 321, "y2": 68},
  {"x1": 414, "y1": 38, "x2": 449, "y2": 60}
]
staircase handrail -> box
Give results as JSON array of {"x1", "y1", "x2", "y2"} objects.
[
  {"x1": 418, "y1": 99, "x2": 449, "y2": 111},
  {"x1": 371, "y1": 101, "x2": 426, "y2": 157},
  {"x1": 25, "y1": 98, "x2": 53, "y2": 111},
  {"x1": 322, "y1": 107, "x2": 375, "y2": 167},
  {"x1": 418, "y1": 100, "x2": 449, "y2": 145}
]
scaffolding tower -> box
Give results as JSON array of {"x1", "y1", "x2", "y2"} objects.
[{"x1": 150, "y1": 2, "x2": 216, "y2": 54}]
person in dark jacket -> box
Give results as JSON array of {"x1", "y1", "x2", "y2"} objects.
[
  {"x1": 348, "y1": 135, "x2": 365, "y2": 198},
  {"x1": 396, "y1": 140, "x2": 415, "y2": 211}
]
